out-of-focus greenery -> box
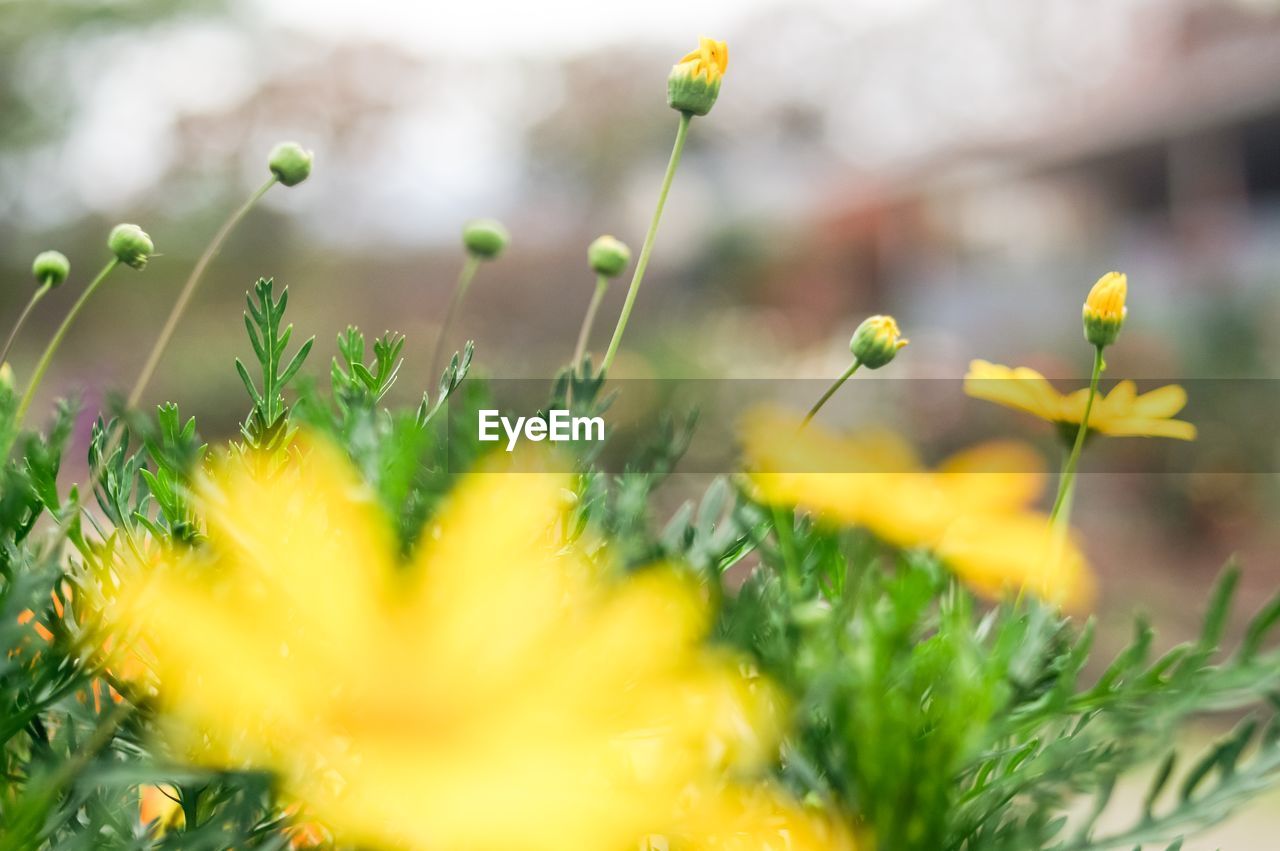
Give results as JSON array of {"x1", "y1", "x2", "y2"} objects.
[
  {"x1": 4, "y1": 270, "x2": 1280, "y2": 848},
  {"x1": 0, "y1": 0, "x2": 226, "y2": 156}
]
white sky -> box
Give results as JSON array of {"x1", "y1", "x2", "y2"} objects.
[{"x1": 255, "y1": 0, "x2": 942, "y2": 57}]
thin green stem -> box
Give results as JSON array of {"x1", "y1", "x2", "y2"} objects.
[
  {"x1": 572, "y1": 274, "x2": 609, "y2": 372},
  {"x1": 601, "y1": 111, "x2": 692, "y2": 374},
  {"x1": 429, "y1": 254, "x2": 482, "y2": 381},
  {"x1": 771, "y1": 505, "x2": 803, "y2": 600},
  {"x1": 802, "y1": 360, "x2": 861, "y2": 427},
  {"x1": 1, "y1": 281, "x2": 52, "y2": 367},
  {"x1": 15, "y1": 259, "x2": 120, "y2": 429},
  {"x1": 1050, "y1": 345, "x2": 1105, "y2": 523},
  {"x1": 127, "y1": 176, "x2": 277, "y2": 409}
]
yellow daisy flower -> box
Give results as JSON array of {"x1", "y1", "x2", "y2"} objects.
[
  {"x1": 648, "y1": 783, "x2": 859, "y2": 850},
  {"x1": 741, "y1": 408, "x2": 1093, "y2": 609},
  {"x1": 964, "y1": 360, "x2": 1196, "y2": 441},
  {"x1": 114, "y1": 439, "x2": 777, "y2": 851}
]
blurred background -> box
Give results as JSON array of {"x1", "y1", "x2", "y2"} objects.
[{"x1": 3, "y1": 0, "x2": 1280, "y2": 842}]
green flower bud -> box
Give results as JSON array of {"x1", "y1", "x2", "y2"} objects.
[
  {"x1": 849, "y1": 315, "x2": 908, "y2": 369},
  {"x1": 667, "y1": 37, "x2": 728, "y2": 116},
  {"x1": 268, "y1": 142, "x2": 314, "y2": 187},
  {"x1": 108, "y1": 224, "x2": 154, "y2": 270},
  {"x1": 587, "y1": 235, "x2": 631, "y2": 278},
  {"x1": 462, "y1": 219, "x2": 509, "y2": 260},
  {"x1": 32, "y1": 250, "x2": 70, "y2": 288}
]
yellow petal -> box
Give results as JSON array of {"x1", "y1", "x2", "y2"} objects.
[
  {"x1": 964, "y1": 360, "x2": 1065, "y2": 423},
  {"x1": 937, "y1": 441, "x2": 1046, "y2": 511},
  {"x1": 937, "y1": 514, "x2": 1095, "y2": 611}
]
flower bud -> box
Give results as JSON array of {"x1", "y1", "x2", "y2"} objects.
[
  {"x1": 462, "y1": 219, "x2": 509, "y2": 260},
  {"x1": 667, "y1": 37, "x2": 728, "y2": 116},
  {"x1": 587, "y1": 235, "x2": 631, "y2": 278},
  {"x1": 268, "y1": 142, "x2": 313, "y2": 187},
  {"x1": 849, "y1": 315, "x2": 908, "y2": 369},
  {"x1": 32, "y1": 250, "x2": 70, "y2": 288},
  {"x1": 1082, "y1": 271, "x2": 1126, "y2": 348},
  {"x1": 0, "y1": 362, "x2": 13, "y2": 390},
  {"x1": 108, "y1": 224, "x2": 154, "y2": 270}
]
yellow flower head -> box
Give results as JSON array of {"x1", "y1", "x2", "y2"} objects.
[
  {"x1": 850, "y1": 314, "x2": 908, "y2": 369},
  {"x1": 651, "y1": 783, "x2": 859, "y2": 850},
  {"x1": 965, "y1": 360, "x2": 1196, "y2": 442},
  {"x1": 1082, "y1": 271, "x2": 1127, "y2": 347},
  {"x1": 139, "y1": 785, "x2": 183, "y2": 833},
  {"x1": 669, "y1": 37, "x2": 729, "y2": 116},
  {"x1": 741, "y1": 407, "x2": 1093, "y2": 610},
  {"x1": 115, "y1": 439, "x2": 777, "y2": 851}
]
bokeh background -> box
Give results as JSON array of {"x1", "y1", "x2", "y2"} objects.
[{"x1": 3, "y1": 0, "x2": 1280, "y2": 843}]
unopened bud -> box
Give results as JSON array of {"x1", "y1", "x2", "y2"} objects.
[
  {"x1": 587, "y1": 235, "x2": 631, "y2": 278},
  {"x1": 1082, "y1": 271, "x2": 1127, "y2": 348},
  {"x1": 108, "y1": 224, "x2": 154, "y2": 270},
  {"x1": 849, "y1": 315, "x2": 908, "y2": 369},
  {"x1": 32, "y1": 250, "x2": 70, "y2": 288},
  {"x1": 268, "y1": 142, "x2": 313, "y2": 187},
  {"x1": 667, "y1": 37, "x2": 728, "y2": 116},
  {"x1": 462, "y1": 219, "x2": 509, "y2": 260}
]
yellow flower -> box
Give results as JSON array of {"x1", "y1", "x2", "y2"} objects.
[
  {"x1": 139, "y1": 784, "x2": 183, "y2": 833},
  {"x1": 669, "y1": 37, "x2": 729, "y2": 116},
  {"x1": 115, "y1": 439, "x2": 776, "y2": 851},
  {"x1": 965, "y1": 360, "x2": 1196, "y2": 441},
  {"x1": 1082, "y1": 271, "x2": 1127, "y2": 347},
  {"x1": 741, "y1": 408, "x2": 1093, "y2": 609},
  {"x1": 649, "y1": 783, "x2": 859, "y2": 850}
]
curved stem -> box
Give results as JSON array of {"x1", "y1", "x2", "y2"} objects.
[
  {"x1": 802, "y1": 360, "x2": 861, "y2": 427},
  {"x1": 127, "y1": 176, "x2": 278, "y2": 409},
  {"x1": 572, "y1": 275, "x2": 609, "y2": 373},
  {"x1": 15, "y1": 259, "x2": 120, "y2": 429},
  {"x1": 601, "y1": 111, "x2": 692, "y2": 374},
  {"x1": 429, "y1": 254, "x2": 481, "y2": 381},
  {"x1": 1, "y1": 281, "x2": 52, "y2": 367},
  {"x1": 1050, "y1": 345, "x2": 1105, "y2": 523}
]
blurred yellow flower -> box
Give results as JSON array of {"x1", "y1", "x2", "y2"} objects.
[
  {"x1": 649, "y1": 783, "x2": 859, "y2": 850},
  {"x1": 742, "y1": 408, "x2": 1093, "y2": 609},
  {"x1": 138, "y1": 784, "x2": 182, "y2": 832},
  {"x1": 115, "y1": 440, "x2": 775, "y2": 851},
  {"x1": 965, "y1": 360, "x2": 1196, "y2": 441}
]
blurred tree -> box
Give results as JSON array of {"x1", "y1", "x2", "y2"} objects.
[{"x1": 0, "y1": 0, "x2": 228, "y2": 155}]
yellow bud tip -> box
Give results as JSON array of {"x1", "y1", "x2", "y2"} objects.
[
  {"x1": 676, "y1": 36, "x2": 729, "y2": 83},
  {"x1": 1084, "y1": 271, "x2": 1127, "y2": 322}
]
